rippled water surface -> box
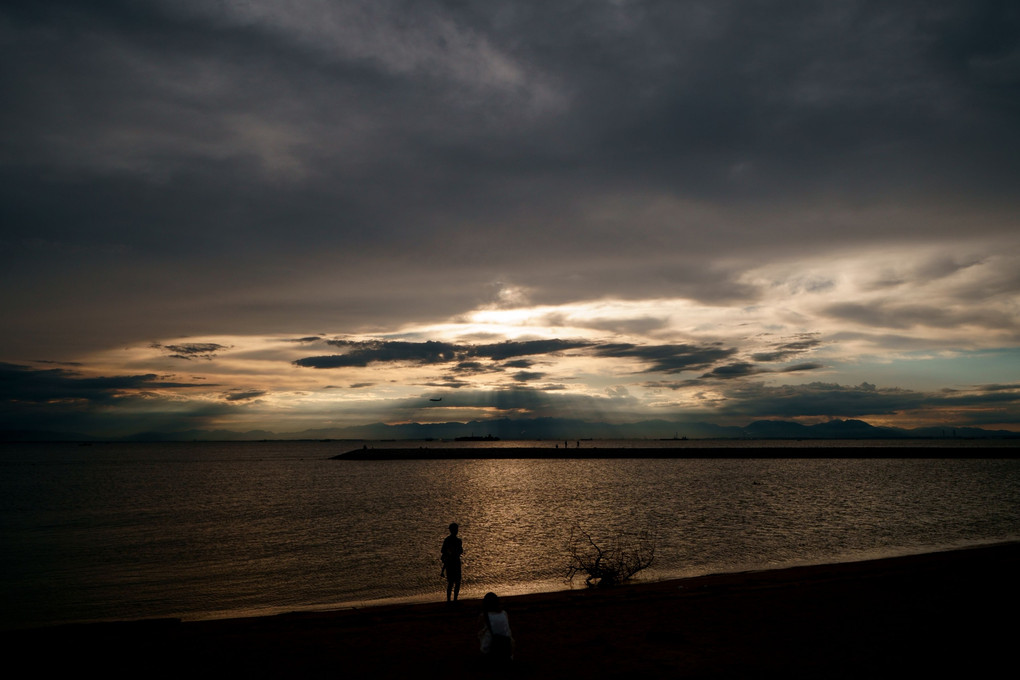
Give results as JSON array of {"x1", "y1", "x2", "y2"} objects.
[{"x1": 2, "y1": 441, "x2": 1018, "y2": 629}]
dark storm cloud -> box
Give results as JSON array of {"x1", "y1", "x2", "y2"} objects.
[
  {"x1": 294, "y1": 357, "x2": 358, "y2": 369},
  {"x1": 154, "y1": 343, "x2": 229, "y2": 360},
  {"x1": 972, "y1": 382, "x2": 1020, "y2": 392},
  {"x1": 652, "y1": 360, "x2": 825, "y2": 388},
  {"x1": 1, "y1": 395, "x2": 242, "y2": 439},
  {"x1": 452, "y1": 361, "x2": 489, "y2": 374},
  {"x1": 222, "y1": 389, "x2": 267, "y2": 402},
  {"x1": 544, "y1": 1, "x2": 1019, "y2": 208},
  {"x1": 2, "y1": 1, "x2": 1018, "y2": 361},
  {"x1": 781, "y1": 363, "x2": 825, "y2": 373},
  {"x1": 296, "y1": 337, "x2": 737, "y2": 375},
  {"x1": 717, "y1": 381, "x2": 927, "y2": 418},
  {"x1": 317, "y1": 340, "x2": 460, "y2": 366},
  {"x1": 474, "y1": 340, "x2": 593, "y2": 360},
  {"x1": 701, "y1": 363, "x2": 759, "y2": 380},
  {"x1": 713, "y1": 380, "x2": 1020, "y2": 423},
  {"x1": 297, "y1": 338, "x2": 592, "y2": 368},
  {"x1": 593, "y1": 343, "x2": 736, "y2": 374},
  {"x1": 751, "y1": 335, "x2": 823, "y2": 362},
  {"x1": 703, "y1": 361, "x2": 825, "y2": 380},
  {"x1": 934, "y1": 384, "x2": 1020, "y2": 408},
  {"x1": 0, "y1": 362, "x2": 224, "y2": 435},
  {"x1": 0, "y1": 362, "x2": 209, "y2": 403},
  {"x1": 447, "y1": 361, "x2": 506, "y2": 379}
]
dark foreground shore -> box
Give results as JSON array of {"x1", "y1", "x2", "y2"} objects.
[{"x1": 6, "y1": 543, "x2": 1019, "y2": 678}]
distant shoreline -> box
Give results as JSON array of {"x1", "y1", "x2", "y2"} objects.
[{"x1": 334, "y1": 443, "x2": 1020, "y2": 459}]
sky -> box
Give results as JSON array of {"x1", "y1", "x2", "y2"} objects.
[{"x1": 2, "y1": 0, "x2": 1019, "y2": 438}]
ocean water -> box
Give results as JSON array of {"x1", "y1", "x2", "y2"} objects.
[{"x1": 1, "y1": 440, "x2": 1018, "y2": 630}]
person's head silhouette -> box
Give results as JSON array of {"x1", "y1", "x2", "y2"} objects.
[
  {"x1": 482, "y1": 592, "x2": 502, "y2": 612},
  {"x1": 449, "y1": 522, "x2": 459, "y2": 535}
]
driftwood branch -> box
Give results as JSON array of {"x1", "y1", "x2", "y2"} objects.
[{"x1": 565, "y1": 525, "x2": 656, "y2": 588}]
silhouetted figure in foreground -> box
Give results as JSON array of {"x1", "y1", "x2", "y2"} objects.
[
  {"x1": 441, "y1": 522, "x2": 463, "y2": 602},
  {"x1": 478, "y1": 592, "x2": 514, "y2": 663}
]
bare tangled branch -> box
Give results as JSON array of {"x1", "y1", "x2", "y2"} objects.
[{"x1": 565, "y1": 525, "x2": 656, "y2": 588}]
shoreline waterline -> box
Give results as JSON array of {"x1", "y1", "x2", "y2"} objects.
[
  {"x1": 44, "y1": 538, "x2": 1020, "y2": 630},
  {"x1": 8, "y1": 541, "x2": 1019, "y2": 679}
]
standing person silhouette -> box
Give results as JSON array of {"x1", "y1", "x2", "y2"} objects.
[{"x1": 441, "y1": 522, "x2": 463, "y2": 603}]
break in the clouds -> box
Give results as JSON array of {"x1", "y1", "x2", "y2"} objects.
[{"x1": 1, "y1": 1, "x2": 1018, "y2": 437}]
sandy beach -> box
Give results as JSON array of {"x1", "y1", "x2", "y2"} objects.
[{"x1": 6, "y1": 542, "x2": 1018, "y2": 678}]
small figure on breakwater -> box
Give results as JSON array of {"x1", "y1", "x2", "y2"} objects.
[{"x1": 441, "y1": 522, "x2": 464, "y2": 603}]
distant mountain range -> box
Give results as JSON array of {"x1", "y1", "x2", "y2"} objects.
[{"x1": 3, "y1": 417, "x2": 1018, "y2": 442}]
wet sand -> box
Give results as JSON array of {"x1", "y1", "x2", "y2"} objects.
[{"x1": 6, "y1": 542, "x2": 1018, "y2": 678}]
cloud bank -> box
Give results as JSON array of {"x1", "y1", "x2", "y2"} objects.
[{"x1": 2, "y1": 1, "x2": 1018, "y2": 436}]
